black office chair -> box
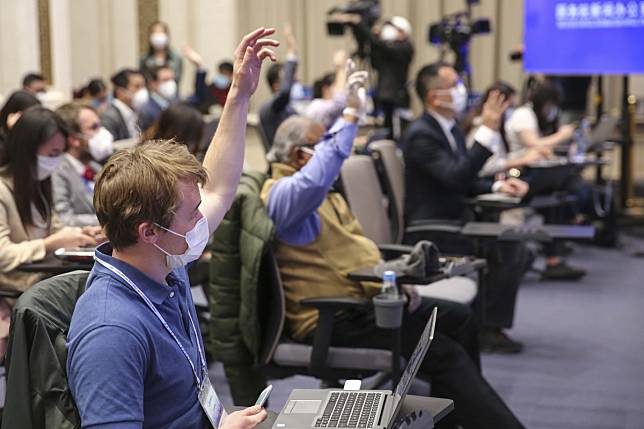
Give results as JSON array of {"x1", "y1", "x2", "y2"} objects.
[
  {"x1": 256, "y1": 247, "x2": 396, "y2": 388},
  {"x1": 2, "y1": 270, "x2": 88, "y2": 429}
]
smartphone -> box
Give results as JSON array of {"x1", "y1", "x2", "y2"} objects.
[{"x1": 255, "y1": 384, "x2": 273, "y2": 408}]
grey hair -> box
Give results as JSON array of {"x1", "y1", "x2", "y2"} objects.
[{"x1": 266, "y1": 115, "x2": 323, "y2": 163}]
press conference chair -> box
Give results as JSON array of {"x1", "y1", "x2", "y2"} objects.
[
  {"x1": 366, "y1": 140, "x2": 464, "y2": 246},
  {"x1": 339, "y1": 155, "x2": 479, "y2": 305},
  {"x1": 257, "y1": 247, "x2": 397, "y2": 389}
]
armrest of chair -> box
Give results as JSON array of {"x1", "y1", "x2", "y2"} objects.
[
  {"x1": 0, "y1": 288, "x2": 22, "y2": 299},
  {"x1": 405, "y1": 224, "x2": 462, "y2": 235},
  {"x1": 377, "y1": 244, "x2": 413, "y2": 260},
  {"x1": 300, "y1": 296, "x2": 371, "y2": 375},
  {"x1": 403, "y1": 222, "x2": 464, "y2": 249},
  {"x1": 300, "y1": 296, "x2": 371, "y2": 311},
  {"x1": 407, "y1": 218, "x2": 463, "y2": 227}
]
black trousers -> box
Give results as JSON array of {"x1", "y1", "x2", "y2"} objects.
[{"x1": 306, "y1": 298, "x2": 524, "y2": 429}]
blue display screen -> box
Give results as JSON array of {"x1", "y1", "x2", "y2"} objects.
[{"x1": 524, "y1": 0, "x2": 644, "y2": 74}]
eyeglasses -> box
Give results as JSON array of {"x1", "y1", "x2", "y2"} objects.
[
  {"x1": 77, "y1": 122, "x2": 101, "y2": 140},
  {"x1": 87, "y1": 122, "x2": 101, "y2": 131}
]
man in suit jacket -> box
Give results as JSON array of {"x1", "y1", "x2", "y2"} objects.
[
  {"x1": 101, "y1": 68, "x2": 146, "y2": 141},
  {"x1": 138, "y1": 65, "x2": 178, "y2": 132},
  {"x1": 53, "y1": 102, "x2": 105, "y2": 227},
  {"x1": 346, "y1": 15, "x2": 414, "y2": 139},
  {"x1": 403, "y1": 62, "x2": 530, "y2": 353}
]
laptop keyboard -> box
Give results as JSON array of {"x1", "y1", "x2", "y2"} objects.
[{"x1": 314, "y1": 391, "x2": 383, "y2": 428}]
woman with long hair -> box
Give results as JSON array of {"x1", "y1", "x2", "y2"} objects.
[
  {"x1": 139, "y1": 21, "x2": 183, "y2": 86},
  {"x1": 0, "y1": 107, "x2": 99, "y2": 288},
  {"x1": 143, "y1": 102, "x2": 205, "y2": 157},
  {"x1": 505, "y1": 80, "x2": 575, "y2": 153},
  {"x1": 464, "y1": 81, "x2": 548, "y2": 177},
  {"x1": 0, "y1": 107, "x2": 100, "y2": 356},
  {"x1": 0, "y1": 90, "x2": 41, "y2": 148}
]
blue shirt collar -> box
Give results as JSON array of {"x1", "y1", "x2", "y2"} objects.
[{"x1": 93, "y1": 242, "x2": 180, "y2": 305}]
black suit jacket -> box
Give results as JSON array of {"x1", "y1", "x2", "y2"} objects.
[
  {"x1": 259, "y1": 60, "x2": 297, "y2": 147},
  {"x1": 402, "y1": 112, "x2": 493, "y2": 222},
  {"x1": 352, "y1": 22, "x2": 413, "y2": 107}
]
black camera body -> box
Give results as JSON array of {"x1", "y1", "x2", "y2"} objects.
[
  {"x1": 428, "y1": 14, "x2": 490, "y2": 49},
  {"x1": 326, "y1": 0, "x2": 381, "y2": 36}
]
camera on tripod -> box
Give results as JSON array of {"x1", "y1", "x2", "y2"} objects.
[
  {"x1": 426, "y1": 0, "x2": 491, "y2": 79},
  {"x1": 428, "y1": 13, "x2": 490, "y2": 50},
  {"x1": 326, "y1": 0, "x2": 381, "y2": 36}
]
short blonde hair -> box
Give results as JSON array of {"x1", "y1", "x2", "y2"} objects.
[{"x1": 94, "y1": 140, "x2": 208, "y2": 250}]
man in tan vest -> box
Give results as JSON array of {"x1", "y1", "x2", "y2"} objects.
[{"x1": 259, "y1": 66, "x2": 524, "y2": 428}]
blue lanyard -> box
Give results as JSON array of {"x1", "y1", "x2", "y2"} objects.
[{"x1": 94, "y1": 257, "x2": 207, "y2": 387}]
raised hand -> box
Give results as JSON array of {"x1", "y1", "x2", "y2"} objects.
[
  {"x1": 284, "y1": 23, "x2": 297, "y2": 56},
  {"x1": 481, "y1": 90, "x2": 510, "y2": 131},
  {"x1": 344, "y1": 59, "x2": 369, "y2": 117},
  {"x1": 181, "y1": 45, "x2": 204, "y2": 68},
  {"x1": 231, "y1": 27, "x2": 279, "y2": 98}
]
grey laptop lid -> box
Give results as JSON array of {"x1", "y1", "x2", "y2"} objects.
[
  {"x1": 386, "y1": 307, "x2": 437, "y2": 428},
  {"x1": 590, "y1": 114, "x2": 619, "y2": 147}
]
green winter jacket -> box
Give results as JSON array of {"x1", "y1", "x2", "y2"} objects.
[{"x1": 208, "y1": 171, "x2": 275, "y2": 405}]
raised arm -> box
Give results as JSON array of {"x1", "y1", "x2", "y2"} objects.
[
  {"x1": 200, "y1": 27, "x2": 279, "y2": 235},
  {"x1": 270, "y1": 24, "x2": 298, "y2": 112}
]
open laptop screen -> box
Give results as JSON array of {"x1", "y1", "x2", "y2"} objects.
[{"x1": 387, "y1": 307, "x2": 437, "y2": 427}]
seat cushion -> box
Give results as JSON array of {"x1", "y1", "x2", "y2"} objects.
[
  {"x1": 416, "y1": 276, "x2": 477, "y2": 304},
  {"x1": 273, "y1": 343, "x2": 394, "y2": 371}
]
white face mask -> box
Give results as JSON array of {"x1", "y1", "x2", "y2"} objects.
[
  {"x1": 88, "y1": 127, "x2": 115, "y2": 162},
  {"x1": 158, "y1": 80, "x2": 177, "y2": 100},
  {"x1": 37, "y1": 154, "x2": 62, "y2": 180},
  {"x1": 153, "y1": 215, "x2": 209, "y2": 269},
  {"x1": 150, "y1": 32, "x2": 169, "y2": 50},
  {"x1": 132, "y1": 88, "x2": 149, "y2": 111},
  {"x1": 35, "y1": 91, "x2": 47, "y2": 103},
  {"x1": 446, "y1": 82, "x2": 468, "y2": 114}
]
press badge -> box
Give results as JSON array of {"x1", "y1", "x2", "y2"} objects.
[{"x1": 199, "y1": 375, "x2": 227, "y2": 428}]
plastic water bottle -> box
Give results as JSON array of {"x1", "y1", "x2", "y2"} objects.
[{"x1": 381, "y1": 270, "x2": 398, "y2": 299}]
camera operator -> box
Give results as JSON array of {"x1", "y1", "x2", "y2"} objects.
[{"x1": 334, "y1": 14, "x2": 414, "y2": 139}]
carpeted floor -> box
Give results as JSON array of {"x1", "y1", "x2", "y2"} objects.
[{"x1": 209, "y1": 237, "x2": 644, "y2": 428}]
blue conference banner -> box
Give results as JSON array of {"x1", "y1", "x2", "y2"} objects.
[{"x1": 524, "y1": 0, "x2": 644, "y2": 74}]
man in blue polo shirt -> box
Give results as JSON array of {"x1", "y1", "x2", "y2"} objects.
[{"x1": 67, "y1": 27, "x2": 279, "y2": 429}]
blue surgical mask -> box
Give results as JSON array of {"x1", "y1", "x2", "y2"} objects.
[
  {"x1": 213, "y1": 74, "x2": 231, "y2": 89},
  {"x1": 545, "y1": 106, "x2": 559, "y2": 122},
  {"x1": 290, "y1": 82, "x2": 306, "y2": 101}
]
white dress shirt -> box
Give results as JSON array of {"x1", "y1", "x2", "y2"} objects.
[{"x1": 112, "y1": 98, "x2": 140, "y2": 139}]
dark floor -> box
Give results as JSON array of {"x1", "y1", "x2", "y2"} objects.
[{"x1": 209, "y1": 236, "x2": 644, "y2": 428}]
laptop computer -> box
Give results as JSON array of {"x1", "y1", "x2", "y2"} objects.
[
  {"x1": 272, "y1": 307, "x2": 438, "y2": 429},
  {"x1": 589, "y1": 114, "x2": 618, "y2": 149}
]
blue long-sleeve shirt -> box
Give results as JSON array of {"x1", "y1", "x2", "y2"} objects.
[{"x1": 266, "y1": 118, "x2": 357, "y2": 246}]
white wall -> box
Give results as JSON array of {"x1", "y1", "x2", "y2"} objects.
[{"x1": 0, "y1": 0, "x2": 41, "y2": 98}]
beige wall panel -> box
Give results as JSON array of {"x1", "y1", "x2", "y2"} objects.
[
  {"x1": 0, "y1": 0, "x2": 41, "y2": 97},
  {"x1": 468, "y1": 0, "x2": 497, "y2": 92},
  {"x1": 497, "y1": 0, "x2": 524, "y2": 93}
]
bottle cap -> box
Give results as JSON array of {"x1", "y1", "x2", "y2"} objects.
[{"x1": 383, "y1": 270, "x2": 396, "y2": 282}]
